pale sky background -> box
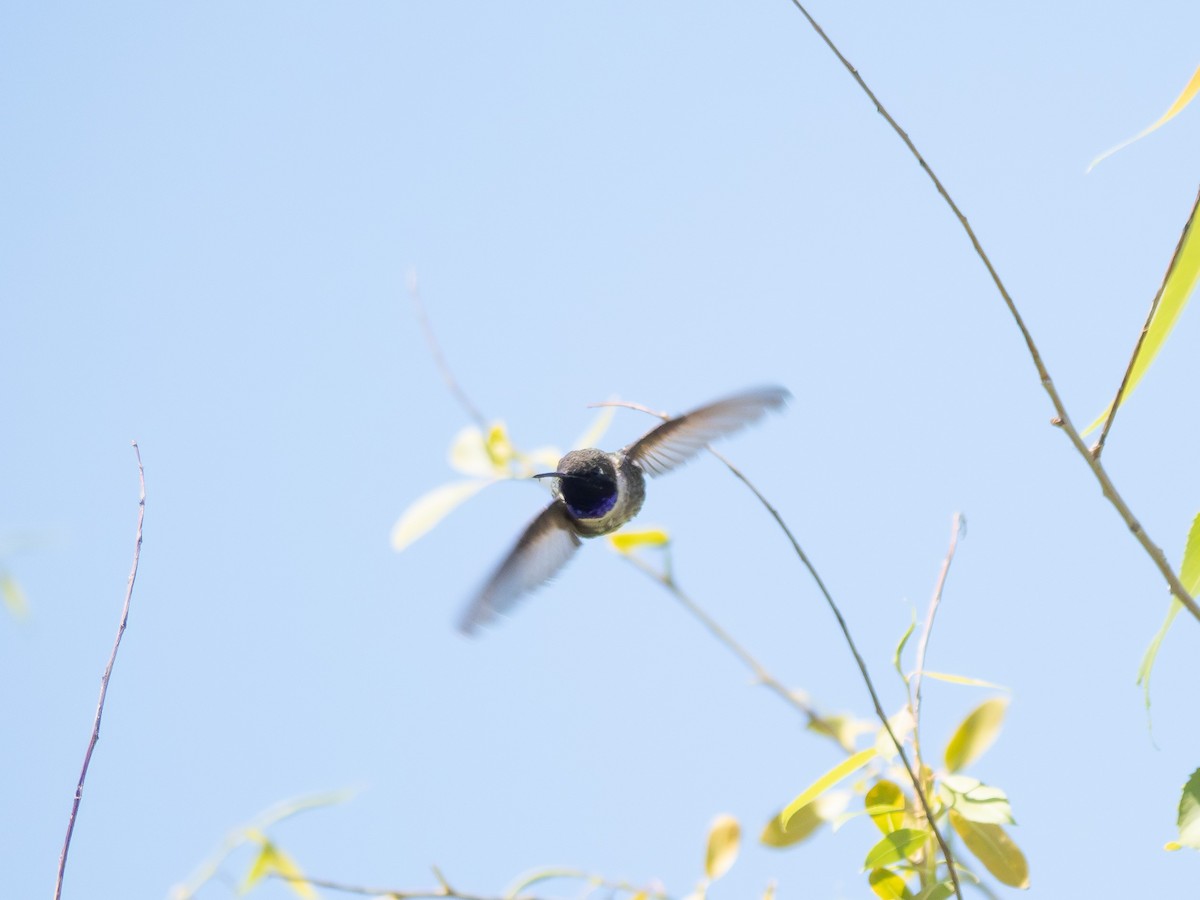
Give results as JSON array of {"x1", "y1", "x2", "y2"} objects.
[{"x1": 4, "y1": 2, "x2": 1200, "y2": 898}]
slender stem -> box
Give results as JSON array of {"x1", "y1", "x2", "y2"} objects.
[
  {"x1": 911, "y1": 513, "x2": 965, "y2": 770},
  {"x1": 705, "y1": 447, "x2": 964, "y2": 900},
  {"x1": 54, "y1": 442, "x2": 146, "y2": 900},
  {"x1": 596, "y1": 399, "x2": 962, "y2": 899},
  {"x1": 783, "y1": 0, "x2": 1200, "y2": 625},
  {"x1": 1094, "y1": 186, "x2": 1200, "y2": 458},
  {"x1": 620, "y1": 552, "x2": 819, "y2": 725},
  {"x1": 407, "y1": 269, "x2": 490, "y2": 432},
  {"x1": 271, "y1": 870, "x2": 664, "y2": 900}
]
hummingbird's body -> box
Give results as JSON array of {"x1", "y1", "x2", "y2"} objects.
[
  {"x1": 458, "y1": 386, "x2": 789, "y2": 633},
  {"x1": 550, "y1": 448, "x2": 645, "y2": 537}
]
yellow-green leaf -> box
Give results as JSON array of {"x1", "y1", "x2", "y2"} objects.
[
  {"x1": 949, "y1": 810, "x2": 1029, "y2": 888},
  {"x1": 944, "y1": 697, "x2": 1008, "y2": 773},
  {"x1": 937, "y1": 775, "x2": 1014, "y2": 825},
  {"x1": 893, "y1": 612, "x2": 916, "y2": 683},
  {"x1": 912, "y1": 882, "x2": 956, "y2": 900},
  {"x1": 1180, "y1": 511, "x2": 1200, "y2": 594},
  {"x1": 863, "y1": 828, "x2": 929, "y2": 870},
  {"x1": 760, "y1": 791, "x2": 848, "y2": 848},
  {"x1": 705, "y1": 814, "x2": 740, "y2": 881},
  {"x1": 807, "y1": 713, "x2": 871, "y2": 754},
  {"x1": 391, "y1": 479, "x2": 490, "y2": 551},
  {"x1": 1, "y1": 572, "x2": 29, "y2": 619},
  {"x1": 485, "y1": 422, "x2": 516, "y2": 467},
  {"x1": 609, "y1": 528, "x2": 671, "y2": 554},
  {"x1": 919, "y1": 671, "x2": 1007, "y2": 691},
  {"x1": 573, "y1": 404, "x2": 616, "y2": 451},
  {"x1": 241, "y1": 838, "x2": 316, "y2": 899},
  {"x1": 875, "y1": 708, "x2": 915, "y2": 760},
  {"x1": 1084, "y1": 191, "x2": 1200, "y2": 434},
  {"x1": 868, "y1": 868, "x2": 913, "y2": 900},
  {"x1": 782, "y1": 749, "x2": 876, "y2": 828},
  {"x1": 449, "y1": 425, "x2": 501, "y2": 477},
  {"x1": 1177, "y1": 767, "x2": 1200, "y2": 849},
  {"x1": 1089, "y1": 63, "x2": 1200, "y2": 170},
  {"x1": 1136, "y1": 512, "x2": 1200, "y2": 713},
  {"x1": 866, "y1": 780, "x2": 906, "y2": 834}
]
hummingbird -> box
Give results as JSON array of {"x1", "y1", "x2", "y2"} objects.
[{"x1": 458, "y1": 385, "x2": 790, "y2": 633}]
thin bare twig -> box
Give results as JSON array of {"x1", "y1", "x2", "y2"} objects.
[
  {"x1": 407, "y1": 269, "x2": 490, "y2": 432},
  {"x1": 1093, "y1": 187, "x2": 1200, "y2": 459},
  {"x1": 621, "y1": 552, "x2": 819, "y2": 725},
  {"x1": 911, "y1": 513, "x2": 966, "y2": 768},
  {"x1": 272, "y1": 868, "x2": 664, "y2": 900},
  {"x1": 599, "y1": 399, "x2": 962, "y2": 899},
  {"x1": 54, "y1": 442, "x2": 145, "y2": 900},
  {"x1": 783, "y1": 0, "x2": 1200, "y2": 626}
]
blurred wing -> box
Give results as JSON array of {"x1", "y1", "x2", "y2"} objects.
[
  {"x1": 624, "y1": 385, "x2": 790, "y2": 477},
  {"x1": 458, "y1": 501, "x2": 582, "y2": 634}
]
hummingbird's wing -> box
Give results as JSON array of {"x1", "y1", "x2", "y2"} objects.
[
  {"x1": 458, "y1": 500, "x2": 582, "y2": 634},
  {"x1": 624, "y1": 385, "x2": 790, "y2": 477}
]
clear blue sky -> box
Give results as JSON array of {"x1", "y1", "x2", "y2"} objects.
[{"x1": 4, "y1": 2, "x2": 1200, "y2": 898}]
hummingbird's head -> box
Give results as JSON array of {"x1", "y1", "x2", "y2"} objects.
[{"x1": 533, "y1": 449, "x2": 619, "y2": 520}]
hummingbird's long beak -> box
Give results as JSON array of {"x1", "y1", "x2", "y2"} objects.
[{"x1": 532, "y1": 472, "x2": 586, "y2": 482}]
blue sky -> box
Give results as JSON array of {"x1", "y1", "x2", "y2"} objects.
[{"x1": 4, "y1": 2, "x2": 1200, "y2": 898}]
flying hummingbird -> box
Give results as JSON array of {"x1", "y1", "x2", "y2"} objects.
[{"x1": 458, "y1": 385, "x2": 790, "y2": 633}]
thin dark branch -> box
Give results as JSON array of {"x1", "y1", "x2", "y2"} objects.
[
  {"x1": 407, "y1": 269, "x2": 490, "y2": 431},
  {"x1": 54, "y1": 441, "x2": 145, "y2": 900},
  {"x1": 271, "y1": 869, "x2": 663, "y2": 900},
  {"x1": 783, "y1": 0, "x2": 1200, "y2": 626},
  {"x1": 911, "y1": 513, "x2": 966, "y2": 768},
  {"x1": 704, "y1": 446, "x2": 963, "y2": 900},
  {"x1": 620, "y1": 552, "x2": 819, "y2": 726},
  {"x1": 601, "y1": 399, "x2": 962, "y2": 899},
  {"x1": 1094, "y1": 186, "x2": 1200, "y2": 458}
]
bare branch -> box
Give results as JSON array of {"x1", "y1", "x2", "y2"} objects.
[
  {"x1": 408, "y1": 269, "x2": 490, "y2": 431},
  {"x1": 608, "y1": 400, "x2": 963, "y2": 898},
  {"x1": 783, "y1": 0, "x2": 1200, "y2": 626},
  {"x1": 911, "y1": 513, "x2": 966, "y2": 767},
  {"x1": 54, "y1": 442, "x2": 146, "y2": 900}
]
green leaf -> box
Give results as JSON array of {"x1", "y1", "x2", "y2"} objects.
[
  {"x1": 1176, "y1": 767, "x2": 1200, "y2": 849},
  {"x1": 937, "y1": 775, "x2": 1014, "y2": 825},
  {"x1": 0, "y1": 572, "x2": 29, "y2": 619},
  {"x1": 781, "y1": 749, "x2": 876, "y2": 828},
  {"x1": 807, "y1": 713, "x2": 871, "y2": 754},
  {"x1": 949, "y1": 810, "x2": 1030, "y2": 888},
  {"x1": 705, "y1": 814, "x2": 740, "y2": 881},
  {"x1": 875, "y1": 708, "x2": 915, "y2": 760},
  {"x1": 1136, "y1": 512, "x2": 1200, "y2": 713},
  {"x1": 911, "y1": 882, "x2": 956, "y2": 900},
  {"x1": 1180, "y1": 511, "x2": 1200, "y2": 593},
  {"x1": 919, "y1": 671, "x2": 1007, "y2": 691},
  {"x1": 893, "y1": 613, "x2": 917, "y2": 683},
  {"x1": 1089, "y1": 64, "x2": 1200, "y2": 170},
  {"x1": 391, "y1": 479, "x2": 490, "y2": 551},
  {"x1": 863, "y1": 828, "x2": 929, "y2": 870},
  {"x1": 868, "y1": 868, "x2": 913, "y2": 900},
  {"x1": 760, "y1": 791, "x2": 848, "y2": 848},
  {"x1": 865, "y1": 780, "x2": 907, "y2": 834},
  {"x1": 1084, "y1": 191, "x2": 1200, "y2": 433},
  {"x1": 943, "y1": 697, "x2": 1008, "y2": 773}
]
